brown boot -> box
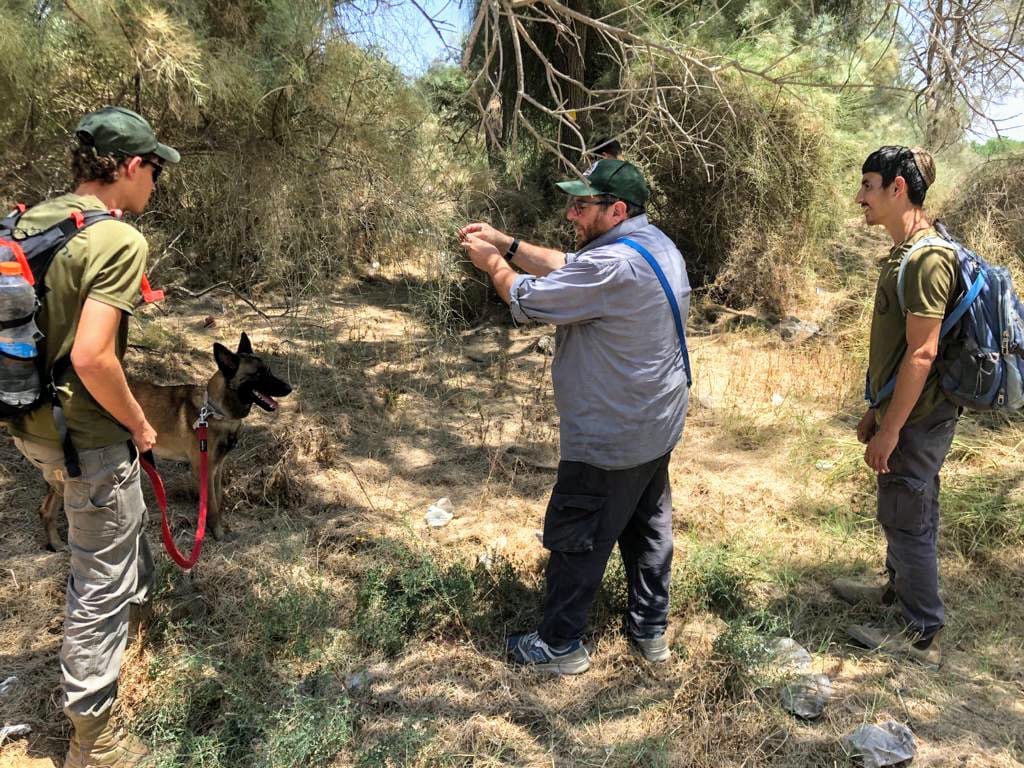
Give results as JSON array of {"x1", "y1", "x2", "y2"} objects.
[
  {"x1": 847, "y1": 623, "x2": 943, "y2": 669},
  {"x1": 65, "y1": 710, "x2": 150, "y2": 768},
  {"x1": 832, "y1": 576, "x2": 895, "y2": 606}
]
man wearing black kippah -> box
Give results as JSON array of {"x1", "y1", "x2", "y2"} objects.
[{"x1": 834, "y1": 146, "x2": 957, "y2": 669}]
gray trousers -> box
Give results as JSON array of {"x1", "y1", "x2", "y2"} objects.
[
  {"x1": 876, "y1": 400, "x2": 958, "y2": 643},
  {"x1": 13, "y1": 437, "x2": 153, "y2": 725},
  {"x1": 539, "y1": 451, "x2": 673, "y2": 647}
]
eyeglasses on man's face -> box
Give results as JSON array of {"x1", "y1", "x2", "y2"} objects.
[
  {"x1": 565, "y1": 196, "x2": 615, "y2": 216},
  {"x1": 141, "y1": 157, "x2": 163, "y2": 185}
]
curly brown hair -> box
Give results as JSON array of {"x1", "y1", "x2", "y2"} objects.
[{"x1": 70, "y1": 144, "x2": 125, "y2": 185}]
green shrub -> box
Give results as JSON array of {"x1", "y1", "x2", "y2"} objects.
[
  {"x1": 0, "y1": 1, "x2": 456, "y2": 295},
  {"x1": 353, "y1": 542, "x2": 478, "y2": 656},
  {"x1": 258, "y1": 693, "x2": 353, "y2": 768},
  {"x1": 139, "y1": 656, "x2": 352, "y2": 768},
  {"x1": 940, "y1": 471, "x2": 1024, "y2": 556},
  {"x1": 641, "y1": 74, "x2": 847, "y2": 316},
  {"x1": 249, "y1": 579, "x2": 337, "y2": 658},
  {"x1": 355, "y1": 719, "x2": 434, "y2": 768},
  {"x1": 940, "y1": 157, "x2": 1024, "y2": 272},
  {"x1": 676, "y1": 543, "x2": 754, "y2": 619}
]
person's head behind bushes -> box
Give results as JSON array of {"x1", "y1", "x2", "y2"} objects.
[
  {"x1": 592, "y1": 137, "x2": 624, "y2": 160},
  {"x1": 861, "y1": 146, "x2": 936, "y2": 206}
]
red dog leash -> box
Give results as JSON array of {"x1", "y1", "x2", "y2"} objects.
[{"x1": 139, "y1": 411, "x2": 210, "y2": 570}]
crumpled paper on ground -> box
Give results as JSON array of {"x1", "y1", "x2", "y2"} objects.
[
  {"x1": 780, "y1": 673, "x2": 832, "y2": 720},
  {"x1": 425, "y1": 497, "x2": 454, "y2": 527},
  {"x1": 0, "y1": 675, "x2": 17, "y2": 696},
  {"x1": 0, "y1": 723, "x2": 32, "y2": 745},
  {"x1": 767, "y1": 637, "x2": 813, "y2": 673},
  {"x1": 843, "y1": 721, "x2": 916, "y2": 767}
]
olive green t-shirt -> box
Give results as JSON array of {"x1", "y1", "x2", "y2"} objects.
[
  {"x1": 7, "y1": 194, "x2": 147, "y2": 448},
  {"x1": 868, "y1": 227, "x2": 958, "y2": 426}
]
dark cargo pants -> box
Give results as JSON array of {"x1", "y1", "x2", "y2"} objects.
[
  {"x1": 877, "y1": 400, "x2": 958, "y2": 643},
  {"x1": 539, "y1": 451, "x2": 673, "y2": 647}
]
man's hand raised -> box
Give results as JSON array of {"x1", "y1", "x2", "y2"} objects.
[
  {"x1": 459, "y1": 232, "x2": 503, "y2": 274},
  {"x1": 458, "y1": 222, "x2": 513, "y2": 253}
]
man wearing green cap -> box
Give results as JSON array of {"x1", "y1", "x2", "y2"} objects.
[
  {"x1": 6, "y1": 105, "x2": 179, "y2": 766},
  {"x1": 459, "y1": 159, "x2": 691, "y2": 674}
]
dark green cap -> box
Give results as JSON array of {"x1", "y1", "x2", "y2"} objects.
[
  {"x1": 556, "y1": 159, "x2": 648, "y2": 208},
  {"x1": 75, "y1": 106, "x2": 180, "y2": 164}
]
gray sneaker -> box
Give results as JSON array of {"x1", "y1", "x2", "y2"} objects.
[
  {"x1": 631, "y1": 633, "x2": 671, "y2": 663},
  {"x1": 506, "y1": 631, "x2": 591, "y2": 674}
]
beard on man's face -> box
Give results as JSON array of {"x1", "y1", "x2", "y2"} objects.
[{"x1": 573, "y1": 217, "x2": 609, "y2": 248}]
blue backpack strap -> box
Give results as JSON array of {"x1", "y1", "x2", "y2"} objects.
[
  {"x1": 868, "y1": 374, "x2": 897, "y2": 408},
  {"x1": 618, "y1": 237, "x2": 692, "y2": 388}
]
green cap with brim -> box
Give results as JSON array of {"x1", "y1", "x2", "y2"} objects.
[
  {"x1": 556, "y1": 159, "x2": 648, "y2": 208},
  {"x1": 76, "y1": 106, "x2": 180, "y2": 164}
]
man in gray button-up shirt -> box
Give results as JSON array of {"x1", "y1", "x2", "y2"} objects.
[{"x1": 459, "y1": 159, "x2": 691, "y2": 675}]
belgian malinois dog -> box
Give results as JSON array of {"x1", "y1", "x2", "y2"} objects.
[{"x1": 39, "y1": 332, "x2": 292, "y2": 548}]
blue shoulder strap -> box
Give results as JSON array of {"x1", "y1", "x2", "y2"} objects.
[{"x1": 618, "y1": 237, "x2": 692, "y2": 388}]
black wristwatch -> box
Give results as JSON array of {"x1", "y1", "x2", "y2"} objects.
[{"x1": 505, "y1": 238, "x2": 520, "y2": 261}]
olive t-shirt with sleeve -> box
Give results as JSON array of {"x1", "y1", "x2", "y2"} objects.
[
  {"x1": 7, "y1": 194, "x2": 147, "y2": 448},
  {"x1": 868, "y1": 227, "x2": 958, "y2": 426}
]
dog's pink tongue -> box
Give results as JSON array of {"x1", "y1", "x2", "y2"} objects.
[{"x1": 256, "y1": 391, "x2": 279, "y2": 409}]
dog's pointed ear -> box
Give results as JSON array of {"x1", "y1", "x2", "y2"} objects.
[
  {"x1": 237, "y1": 332, "x2": 253, "y2": 355},
  {"x1": 214, "y1": 343, "x2": 240, "y2": 378}
]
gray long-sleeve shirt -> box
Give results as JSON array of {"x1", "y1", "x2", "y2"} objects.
[{"x1": 508, "y1": 214, "x2": 690, "y2": 470}]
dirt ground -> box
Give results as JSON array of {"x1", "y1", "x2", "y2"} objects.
[{"x1": 1, "y1": 254, "x2": 1023, "y2": 766}]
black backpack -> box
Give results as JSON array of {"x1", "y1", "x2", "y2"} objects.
[{"x1": 0, "y1": 204, "x2": 121, "y2": 474}]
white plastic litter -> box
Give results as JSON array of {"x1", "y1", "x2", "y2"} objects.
[
  {"x1": 344, "y1": 671, "x2": 376, "y2": 690},
  {"x1": 478, "y1": 537, "x2": 508, "y2": 569},
  {"x1": 780, "y1": 673, "x2": 832, "y2": 720},
  {"x1": 843, "y1": 721, "x2": 916, "y2": 768},
  {"x1": 0, "y1": 676, "x2": 16, "y2": 696},
  {"x1": 815, "y1": 460, "x2": 836, "y2": 471},
  {"x1": 776, "y1": 317, "x2": 821, "y2": 342},
  {"x1": 768, "y1": 637, "x2": 813, "y2": 673},
  {"x1": 0, "y1": 723, "x2": 31, "y2": 745},
  {"x1": 425, "y1": 497, "x2": 454, "y2": 528},
  {"x1": 771, "y1": 393, "x2": 785, "y2": 406}
]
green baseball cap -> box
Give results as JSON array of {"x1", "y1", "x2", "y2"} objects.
[
  {"x1": 556, "y1": 159, "x2": 648, "y2": 208},
  {"x1": 75, "y1": 106, "x2": 180, "y2": 164}
]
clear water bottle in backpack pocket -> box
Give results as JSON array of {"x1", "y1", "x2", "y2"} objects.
[{"x1": 0, "y1": 254, "x2": 41, "y2": 410}]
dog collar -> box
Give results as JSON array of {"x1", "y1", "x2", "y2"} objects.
[{"x1": 193, "y1": 392, "x2": 228, "y2": 430}]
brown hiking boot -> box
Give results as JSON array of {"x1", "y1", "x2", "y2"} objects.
[
  {"x1": 831, "y1": 576, "x2": 895, "y2": 606},
  {"x1": 65, "y1": 710, "x2": 150, "y2": 768},
  {"x1": 846, "y1": 623, "x2": 943, "y2": 669}
]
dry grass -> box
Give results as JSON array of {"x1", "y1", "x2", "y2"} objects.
[
  {"x1": 2, "y1": 229, "x2": 1024, "y2": 767},
  {"x1": 940, "y1": 156, "x2": 1024, "y2": 271}
]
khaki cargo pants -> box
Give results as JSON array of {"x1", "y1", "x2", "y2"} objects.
[{"x1": 13, "y1": 437, "x2": 153, "y2": 724}]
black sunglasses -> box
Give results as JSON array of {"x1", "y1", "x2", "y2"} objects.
[{"x1": 141, "y1": 157, "x2": 163, "y2": 185}]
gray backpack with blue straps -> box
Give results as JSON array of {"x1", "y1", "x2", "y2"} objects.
[{"x1": 870, "y1": 221, "x2": 1024, "y2": 411}]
